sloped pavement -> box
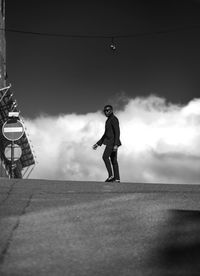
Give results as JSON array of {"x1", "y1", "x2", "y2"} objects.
[{"x1": 1, "y1": 178, "x2": 200, "y2": 275}]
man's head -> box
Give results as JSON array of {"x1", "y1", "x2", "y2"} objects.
[{"x1": 103, "y1": 105, "x2": 113, "y2": 117}]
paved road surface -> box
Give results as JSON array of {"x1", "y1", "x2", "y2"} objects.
[{"x1": 1, "y1": 178, "x2": 200, "y2": 275}]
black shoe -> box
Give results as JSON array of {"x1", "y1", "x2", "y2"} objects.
[
  {"x1": 105, "y1": 176, "x2": 114, "y2": 182},
  {"x1": 113, "y1": 179, "x2": 120, "y2": 183}
]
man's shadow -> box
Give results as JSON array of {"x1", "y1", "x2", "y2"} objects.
[{"x1": 151, "y1": 209, "x2": 200, "y2": 275}]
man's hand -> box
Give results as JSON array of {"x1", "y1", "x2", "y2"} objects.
[
  {"x1": 113, "y1": 145, "x2": 118, "y2": 151},
  {"x1": 92, "y1": 144, "x2": 98, "y2": 150}
]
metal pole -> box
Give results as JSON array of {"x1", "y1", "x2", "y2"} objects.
[
  {"x1": 11, "y1": 141, "x2": 14, "y2": 178},
  {"x1": 0, "y1": 84, "x2": 11, "y2": 102},
  {"x1": 26, "y1": 164, "x2": 36, "y2": 179}
]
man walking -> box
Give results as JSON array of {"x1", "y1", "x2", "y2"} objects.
[{"x1": 93, "y1": 105, "x2": 121, "y2": 182}]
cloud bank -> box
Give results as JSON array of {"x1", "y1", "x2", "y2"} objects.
[{"x1": 24, "y1": 95, "x2": 200, "y2": 184}]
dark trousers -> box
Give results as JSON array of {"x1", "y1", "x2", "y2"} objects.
[{"x1": 102, "y1": 146, "x2": 120, "y2": 180}]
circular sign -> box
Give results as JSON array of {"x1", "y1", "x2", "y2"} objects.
[
  {"x1": 4, "y1": 143, "x2": 22, "y2": 161},
  {"x1": 2, "y1": 119, "x2": 24, "y2": 141}
]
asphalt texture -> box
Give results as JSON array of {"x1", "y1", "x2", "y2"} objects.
[{"x1": 1, "y1": 178, "x2": 200, "y2": 276}]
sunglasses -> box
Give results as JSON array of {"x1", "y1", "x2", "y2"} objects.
[{"x1": 104, "y1": 108, "x2": 111, "y2": 112}]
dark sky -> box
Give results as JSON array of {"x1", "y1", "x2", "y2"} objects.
[{"x1": 5, "y1": 0, "x2": 200, "y2": 118}]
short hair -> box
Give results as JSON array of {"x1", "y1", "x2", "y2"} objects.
[{"x1": 104, "y1": 105, "x2": 113, "y2": 110}]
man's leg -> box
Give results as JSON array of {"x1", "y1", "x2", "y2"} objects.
[
  {"x1": 102, "y1": 146, "x2": 113, "y2": 178},
  {"x1": 110, "y1": 150, "x2": 120, "y2": 180}
]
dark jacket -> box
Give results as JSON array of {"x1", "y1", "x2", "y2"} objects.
[{"x1": 97, "y1": 114, "x2": 121, "y2": 147}]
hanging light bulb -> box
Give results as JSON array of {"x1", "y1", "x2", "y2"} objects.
[{"x1": 110, "y1": 37, "x2": 117, "y2": 51}]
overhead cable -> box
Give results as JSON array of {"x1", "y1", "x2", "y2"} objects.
[{"x1": 1, "y1": 24, "x2": 200, "y2": 39}]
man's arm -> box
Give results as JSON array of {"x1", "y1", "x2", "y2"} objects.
[
  {"x1": 92, "y1": 131, "x2": 106, "y2": 150},
  {"x1": 96, "y1": 132, "x2": 105, "y2": 146},
  {"x1": 111, "y1": 117, "x2": 120, "y2": 146}
]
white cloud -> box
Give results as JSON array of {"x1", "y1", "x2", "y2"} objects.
[{"x1": 24, "y1": 95, "x2": 200, "y2": 184}]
